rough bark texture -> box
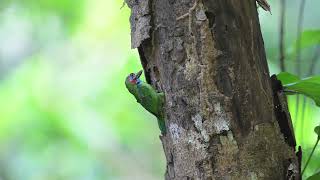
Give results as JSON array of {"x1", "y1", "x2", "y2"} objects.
[{"x1": 126, "y1": 0, "x2": 301, "y2": 179}]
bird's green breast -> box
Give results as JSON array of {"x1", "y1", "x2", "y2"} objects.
[
  {"x1": 125, "y1": 78, "x2": 166, "y2": 134},
  {"x1": 125, "y1": 81, "x2": 163, "y2": 117}
]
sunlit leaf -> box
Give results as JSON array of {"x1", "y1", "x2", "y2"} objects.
[
  {"x1": 285, "y1": 76, "x2": 320, "y2": 106},
  {"x1": 307, "y1": 171, "x2": 320, "y2": 180},
  {"x1": 277, "y1": 72, "x2": 300, "y2": 84},
  {"x1": 277, "y1": 73, "x2": 320, "y2": 106}
]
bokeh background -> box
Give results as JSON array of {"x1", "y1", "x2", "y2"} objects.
[{"x1": 0, "y1": 0, "x2": 319, "y2": 179}]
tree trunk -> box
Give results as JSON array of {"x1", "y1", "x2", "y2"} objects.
[{"x1": 126, "y1": 0, "x2": 301, "y2": 179}]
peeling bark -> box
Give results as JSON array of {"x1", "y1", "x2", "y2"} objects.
[{"x1": 127, "y1": 0, "x2": 301, "y2": 179}]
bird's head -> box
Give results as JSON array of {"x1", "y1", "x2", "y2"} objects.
[{"x1": 126, "y1": 70, "x2": 143, "y2": 85}]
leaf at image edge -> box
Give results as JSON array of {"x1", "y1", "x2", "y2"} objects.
[
  {"x1": 283, "y1": 76, "x2": 320, "y2": 107},
  {"x1": 295, "y1": 30, "x2": 320, "y2": 50},
  {"x1": 307, "y1": 171, "x2": 320, "y2": 180}
]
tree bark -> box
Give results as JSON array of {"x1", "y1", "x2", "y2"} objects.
[{"x1": 126, "y1": 0, "x2": 301, "y2": 179}]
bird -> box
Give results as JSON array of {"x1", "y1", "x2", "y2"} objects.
[{"x1": 125, "y1": 70, "x2": 166, "y2": 134}]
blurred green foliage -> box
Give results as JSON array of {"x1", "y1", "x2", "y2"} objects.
[
  {"x1": 1, "y1": 0, "x2": 85, "y2": 32},
  {"x1": 0, "y1": 0, "x2": 319, "y2": 179},
  {"x1": 0, "y1": 0, "x2": 164, "y2": 179}
]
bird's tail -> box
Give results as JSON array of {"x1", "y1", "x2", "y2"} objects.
[{"x1": 157, "y1": 118, "x2": 166, "y2": 135}]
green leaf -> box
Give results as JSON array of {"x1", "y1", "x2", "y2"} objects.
[
  {"x1": 315, "y1": 126, "x2": 320, "y2": 137},
  {"x1": 277, "y1": 72, "x2": 300, "y2": 85},
  {"x1": 287, "y1": 30, "x2": 320, "y2": 59},
  {"x1": 284, "y1": 76, "x2": 320, "y2": 106},
  {"x1": 296, "y1": 30, "x2": 320, "y2": 49},
  {"x1": 307, "y1": 171, "x2": 320, "y2": 180},
  {"x1": 276, "y1": 72, "x2": 320, "y2": 107},
  {"x1": 287, "y1": 80, "x2": 320, "y2": 106}
]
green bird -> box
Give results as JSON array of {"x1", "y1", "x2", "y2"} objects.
[{"x1": 125, "y1": 70, "x2": 166, "y2": 134}]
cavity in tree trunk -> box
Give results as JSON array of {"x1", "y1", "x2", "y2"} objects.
[{"x1": 126, "y1": 0, "x2": 301, "y2": 179}]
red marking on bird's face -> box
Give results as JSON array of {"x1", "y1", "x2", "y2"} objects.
[{"x1": 128, "y1": 73, "x2": 137, "y2": 84}]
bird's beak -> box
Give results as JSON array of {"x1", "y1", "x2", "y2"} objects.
[{"x1": 135, "y1": 70, "x2": 143, "y2": 79}]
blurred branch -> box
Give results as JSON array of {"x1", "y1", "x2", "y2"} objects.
[
  {"x1": 294, "y1": 0, "x2": 306, "y2": 127},
  {"x1": 120, "y1": 1, "x2": 126, "y2": 9},
  {"x1": 279, "y1": 0, "x2": 286, "y2": 71},
  {"x1": 300, "y1": 97, "x2": 307, "y2": 143},
  {"x1": 302, "y1": 136, "x2": 320, "y2": 175},
  {"x1": 301, "y1": 45, "x2": 320, "y2": 146},
  {"x1": 308, "y1": 45, "x2": 320, "y2": 75},
  {"x1": 295, "y1": 0, "x2": 306, "y2": 76}
]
